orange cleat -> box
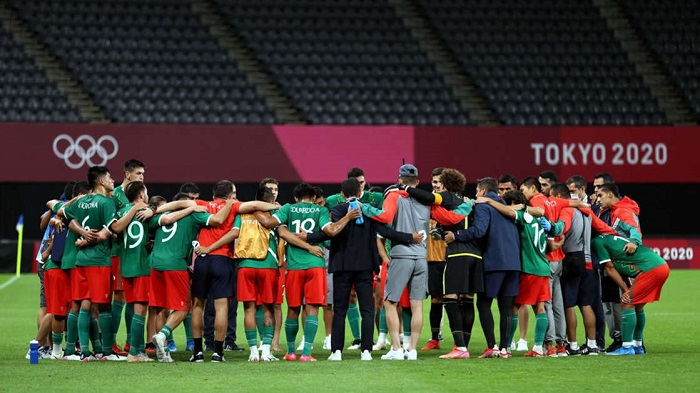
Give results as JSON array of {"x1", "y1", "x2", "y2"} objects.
[{"x1": 422, "y1": 339, "x2": 441, "y2": 350}]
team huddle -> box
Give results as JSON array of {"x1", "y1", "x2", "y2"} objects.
[{"x1": 30, "y1": 160, "x2": 669, "y2": 363}]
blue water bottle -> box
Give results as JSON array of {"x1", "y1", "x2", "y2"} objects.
[
  {"x1": 348, "y1": 197, "x2": 364, "y2": 225},
  {"x1": 29, "y1": 339, "x2": 39, "y2": 364}
]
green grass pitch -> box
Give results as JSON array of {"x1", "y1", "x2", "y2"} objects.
[{"x1": 1, "y1": 270, "x2": 698, "y2": 392}]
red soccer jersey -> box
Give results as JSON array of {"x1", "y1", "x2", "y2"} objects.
[
  {"x1": 529, "y1": 194, "x2": 571, "y2": 262},
  {"x1": 195, "y1": 199, "x2": 241, "y2": 257}
]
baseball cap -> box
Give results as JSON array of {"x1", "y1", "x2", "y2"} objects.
[{"x1": 399, "y1": 164, "x2": 418, "y2": 177}]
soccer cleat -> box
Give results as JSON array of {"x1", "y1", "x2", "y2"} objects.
[
  {"x1": 327, "y1": 350, "x2": 342, "y2": 361},
  {"x1": 137, "y1": 353, "x2": 154, "y2": 362},
  {"x1": 634, "y1": 345, "x2": 646, "y2": 355},
  {"x1": 323, "y1": 335, "x2": 332, "y2": 350},
  {"x1": 249, "y1": 352, "x2": 260, "y2": 362},
  {"x1": 422, "y1": 339, "x2": 440, "y2": 350},
  {"x1": 152, "y1": 332, "x2": 166, "y2": 361},
  {"x1": 127, "y1": 354, "x2": 142, "y2": 363},
  {"x1": 565, "y1": 343, "x2": 582, "y2": 356},
  {"x1": 516, "y1": 339, "x2": 529, "y2": 351},
  {"x1": 166, "y1": 341, "x2": 178, "y2": 352},
  {"x1": 224, "y1": 343, "x2": 244, "y2": 352},
  {"x1": 297, "y1": 337, "x2": 305, "y2": 352},
  {"x1": 185, "y1": 340, "x2": 195, "y2": 352},
  {"x1": 112, "y1": 344, "x2": 128, "y2": 356},
  {"x1": 605, "y1": 346, "x2": 635, "y2": 356},
  {"x1": 361, "y1": 350, "x2": 372, "y2": 361},
  {"x1": 524, "y1": 349, "x2": 544, "y2": 358},
  {"x1": 39, "y1": 347, "x2": 53, "y2": 359},
  {"x1": 93, "y1": 352, "x2": 106, "y2": 361},
  {"x1": 579, "y1": 344, "x2": 599, "y2": 356},
  {"x1": 189, "y1": 351, "x2": 204, "y2": 363},
  {"x1": 50, "y1": 350, "x2": 64, "y2": 360},
  {"x1": 556, "y1": 344, "x2": 568, "y2": 357},
  {"x1": 159, "y1": 352, "x2": 174, "y2": 363},
  {"x1": 498, "y1": 349, "x2": 512, "y2": 358},
  {"x1": 283, "y1": 353, "x2": 297, "y2": 361},
  {"x1": 404, "y1": 349, "x2": 417, "y2": 360},
  {"x1": 347, "y1": 339, "x2": 361, "y2": 350},
  {"x1": 381, "y1": 348, "x2": 405, "y2": 360},
  {"x1": 372, "y1": 340, "x2": 387, "y2": 351},
  {"x1": 62, "y1": 353, "x2": 81, "y2": 361},
  {"x1": 261, "y1": 353, "x2": 279, "y2": 362},
  {"x1": 104, "y1": 353, "x2": 127, "y2": 361},
  {"x1": 123, "y1": 343, "x2": 131, "y2": 353},
  {"x1": 545, "y1": 347, "x2": 558, "y2": 357},
  {"x1": 605, "y1": 338, "x2": 623, "y2": 353},
  {"x1": 478, "y1": 347, "x2": 499, "y2": 359},
  {"x1": 510, "y1": 341, "x2": 516, "y2": 351},
  {"x1": 145, "y1": 343, "x2": 156, "y2": 354},
  {"x1": 439, "y1": 349, "x2": 470, "y2": 359},
  {"x1": 79, "y1": 352, "x2": 95, "y2": 362},
  {"x1": 299, "y1": 355, "x2": 317, "y2": 362}
]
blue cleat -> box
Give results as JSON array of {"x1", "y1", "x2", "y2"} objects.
[
  {"x1": 634, "y1": 345, "x2": 646, "y2": 355},
  {"x1": 186, "y1": 340, "x2": 195, "y2": 352},
  {"x1": 605, "y1": 346, "x2": 635, "y2": 356},
  {"x1": 167, "y1": 341, "x2": 178, "y2": 352}
]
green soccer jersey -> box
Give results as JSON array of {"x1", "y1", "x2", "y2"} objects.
[
  {"x1": 149, "y1": 211, "x2": 212, "y2": 271},
  {"x1": 591, "y1": 234, "x2": 666, "y2": 277},
  {"x1": 273, "y1": 201, "x2": 330, "y2": 270},
  {"x1": 112, "y1": 185, "x2": 129, "y2": 257},
  {"x1": 51, "y1": 201, "x2": 78, "y2": 270},
  {"x1": 513, "y1": 210, "x2": 549, "y2": 277},
  {"x1": 117, "y1": 204, "x2": 150, "y2": 278},
  {"x1": 43, "y1": 257, "x2": 60, "y2": 271},
  {"x1": 64, "y1": 193, "x2": 117, "y2": 267},
  {"x1": 234, "y1": 214, "x2": 279, "y2": 269},
  {"x1": 326, "y1": 190, "x2": 384, "y2": 210}
]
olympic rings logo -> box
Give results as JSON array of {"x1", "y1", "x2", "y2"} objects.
[{"x1": 52, "y1": 134, "x2": 119, "y2": 169}]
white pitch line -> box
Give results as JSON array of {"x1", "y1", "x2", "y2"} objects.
[{"x1": 0, "y1": 275, "x2": 20, "y2": 290}]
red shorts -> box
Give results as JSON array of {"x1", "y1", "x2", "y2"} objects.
[
  {"x1": 276, "y1": 267, "x2": 286, "y2": 305},
  {"x1": 68, "y1": 268, "x2": 81, "y2": 301},
  {"x1": 149, "y1": 269, "x2": 190, "y2": 311},
  {"x1": 238, "y1": 268, "x2": 279, "y2": 304},
  {"x1": 516, "y1": 273, "x2": 551, "y2": 306},
  {"x1": 74, "y1": 266, "x2": 112, "y2": 304},
  {"x1": 630, "y1": 264, "x2": 670, "y2": 305},
  {"x1": 285, "y1": 268, "x2": 327, "y2": 307},
  {"x1": 123, "y1": 275, "x2": 150, "y2": 304},
  {"x1": 45, "y1": 268, "x2": 70, "y2": 316},
  {"x1": 111, "y1": 256, "x2": 124, "y2": 291},
  {"x1": 380, "y1": 261, "x2": 389, "y2": 291},
  {"x1": 399, "y1": 287, "x2": 411, "y2": 308},
  {"x1": 381, "y1": 261, "x2": 410, "y2": 307}
]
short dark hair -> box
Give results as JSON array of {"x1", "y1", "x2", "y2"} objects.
[
  {"x1": 520, "y1": 177, "x2": 542, "y2": 192},
  {"x1": 503, "y1": 190, "x2": 527, "y2": 206},
  {"x1": 368, "y1": 186, "x2": 383, "y2": 193},
  {"x1": 440, "y1": 168, "x2": 466, "y2": 194},
  {"x1": 256, "y1": 187, "x2": 275, "y2": 203},
  {"x1": 72, "y1": 181, "x2": 90, "y2": 198},
  {"x1": 212, "y1": 180, "x2": 234, "y2": 199},
  {"x1": 125, "y1": 181, "x2": 146, "y2": 202},
  {"x1": 124, "y1": 159, "x2": 145, "y2": 173},
  {"x1": 179, "y1": 183, "x2": 199, "y2": 195},
  {"x1": 539, "y1": 170, "x2": 558, "y2": 183},
  {"x1": 476, "y1": 177, "x2": 498, "y2": 194},
  {"x1": 87, "y1": 166, "x2": 110, "y2": 189},
  {"x1": 149, "y1": 195, "x2": 166, "y2": 206},
  {"x1": 498, "y1": 174, "x2": 517, "y2": 185},
  {"x1": 259, "y1": 177, "x2": 278, "y2": 188},
  {"x1": 62, "y1": 181, "x2": 76, "y2": 200},
  {"x1": 293, "y1": 183, "x2": 315, "y2": 200},
  {"x1": 341, "y1": 178, "x2": 361, "y2": 198},
  {"x1": 551, "y1": 184, "x2": 570, "y2": 199},
  {"x1": 173, "y1": 192, "x2": 192, "y2": 201},
  {"x1": 347, "y1": 167, "x2": 365, "y2": 178},
  {"x1": 431, "y1": 167, "x2": 445, "y2": 177},
  {"x1": 598, "y1": 184, "x2": 620, "y2": 198},
  {"x1": 312, "y1": 186, "x2": 324, "y2": 199},
  {"x1": 565, "y1": 175, "x2": 587, "y2": 189},
  {"x1": 595, "y1": 172, "x2": 615, "y2": 184}
]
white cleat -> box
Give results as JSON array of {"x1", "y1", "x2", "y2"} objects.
[
  {"x1": 381, "y1": 347, "x2": 405, "y2": 360},
  {"x1": 104, "y1": 353, "x2": 127, "y2": 361},
  {"x1": 158, "y1": 352, "x2": 174, "y2": 363},
  {"x1": 62, "y1": 353, "x2": 81, "y2": 361},
  {"x1": 361, "y1": 350, "x2": 372, "y2": 361},
  {"x1": 328, "y1": 350, "x2": 342, "y2": 361},
  {"x1": 405, "y1": 349, "x2": 417, "y2": 360},
  {"x1": 50, "y1": 350, "x2": 64, "y2": 360},
  {"x1": 297, "y1": 336, "x2": 305, "y2": 352},
  {"x1": 372, "y1": 340, "x2": 387, "y2": 351},
  {"x1": 516, "y1": 339, "x2": 529, "y2": 351},
  {"x1": 323, "y1": 335, "x2": 332, "y2": 350},
  {"x1": 152, "y1": 333, "x2": 166, "y2": 361},
  {"x1": 261, "y1": 353, "x2": 279, "y2": 362},
  {"x1": 249, "y1": 349, "x2": 260, "y2": 363}
]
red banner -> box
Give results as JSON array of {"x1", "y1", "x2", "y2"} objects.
[
  {"x1": 642, "y1": 239, "x2": 700, "y2": 269},
  {"x1": 2, "y1": 123, "x2": 697, "y2": 183}
]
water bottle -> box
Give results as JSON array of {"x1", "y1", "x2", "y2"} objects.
[
  {"x1": 29, "y1": 339, "x2": 39, "y2": 364},
  {"x1": 192, "y1": 240, "x2": 206, "y2": 257},
  {"x1": 348, "y1": 197, "x2": 364, "y2": 225}
]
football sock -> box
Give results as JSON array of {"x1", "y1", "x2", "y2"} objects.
[
  {"x1": 99, "y1": 311, "x2": 114, "y2": 355},
  {"x1": 443, "y1": 298, "x2": 465, "y2": 348},
  {"x1": 65, "y1": 310, "x2": 78, "y2": 355},
  {"x1": 193, "y1": 338, "x2": 203, "y2": 354},
  {"x1": 52, "y1": 332, "x2": 64, "y2": 354},
  {"x1": 430, "y1": 302, "x2": 442, "y2": 341},
  {"x1": 261, "y1": 325, "x2": 274, "y2": 346},
  {"x1": 477, "y1": 295, "x2": 496, "y2": 348},
  {"x1": 184, "y1": 313, "x2": 193, "y2": 342},
  {"x1": 89, "y1": 316, "x2": 103, "y2": 353},
  {"x1": 302, "y1": 316, "x2": 318, "y2": 356},
  {"x1": 245, "y1": 329, "x2": 257, "y2": 348},
  {"x1": 498, "y1": 296, "x2": 514, "y2": 350},
  {"x1": 459, "y1": 297, "x2": 475, "y2": 347},
  {"x1": 622, "y1": 309, "x2": 636, "y2": 345},
  {"x1": 129, "y1": 315, "x2": 145, "y2": 356},
  {"x1": 214, "y1": 340, "x2": 224, "y2": 356},
  {"x1": 348, "y1": 303, "x2": 361, "y2": 341},
  {"x1": 160, "y1": 324, "x2": 173, "y2": 350},
  {"x1": 379, "y1": 308, "x2": 388, "y2": 334},
  {"x1": 534, "y1": 313, "x2": 548, "y2": 347},
  {"x1": 124, "y1": 303, "x2": 134, "y2": 345},
  {"x1": 402, "y1": 308, "x2": 412, "y2": 338},
  {"x1": 634, "y1": 310, "x2": 646, "y2": 342},
  {"x1": 255, "y1": 307, "x2": 264, "y2": 337},
  {"x1": 285, "y1": 318, "x2": 299, "y2": 353},
  {"x1": 111, "y1": 300, "x2": 124, "y2": 345},
  {"x1": 78, "y1": 309, "x2": 91, "y2": 355},
  {"x1": 509, "y1": 313, "x2": 519, "y2": 348}
]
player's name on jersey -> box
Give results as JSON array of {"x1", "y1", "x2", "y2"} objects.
[
  {"x1": 77, "y1": 201, "x2": 99, "y2": 209},
  {"x1": 290, "y1": 206, "x2": 323, "y2": 214},
  {"x1": 241, "y1": 218, "x2": 260, "y2": 225}
]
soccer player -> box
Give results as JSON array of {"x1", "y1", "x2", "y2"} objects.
[
  {"x1": 476, "y1": 190, "x2": 552, "y2": 357},
  {"x1": 111, "y1": 159, "x2": 145, "y2": 355},
  {"x1": 149, "y1": 194, "x2": 234, "y2": 363},
  {"x1": 591, "y1": 234, "x2": 670, "y2": 355},
  {"x1": 63, "y1": 166, "x2": 125, "y2": 361},
  {"x1": 255, "y1": 182, "x2": 360, "y2": 362}
]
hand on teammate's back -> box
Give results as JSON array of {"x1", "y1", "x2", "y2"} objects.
[{"x1": 411, "y1": 232, "x2": 425, "y2": 244}]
